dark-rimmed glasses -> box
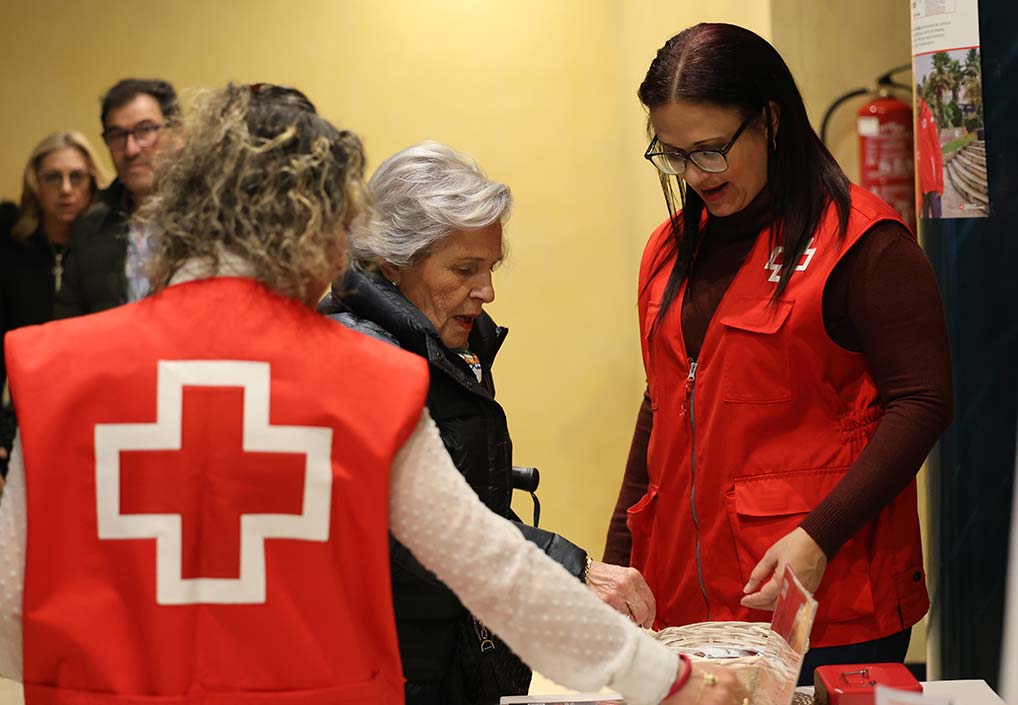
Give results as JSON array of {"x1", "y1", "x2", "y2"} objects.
[
  {"x1": 102, "y1": 121, "x2": 166, "y2": 152},
  {"x1": 644, "y1": 114, "x2": 757, "y2": 176}
]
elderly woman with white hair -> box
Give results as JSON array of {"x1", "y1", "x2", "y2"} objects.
[{"x1": 318, "y1": 141, "x2": 657, "y2": 705}]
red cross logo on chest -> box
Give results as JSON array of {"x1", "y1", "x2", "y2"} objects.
[
  {"x1": 764, "y1": 238, "x2": 817, "y2": 283},
  {"x1": 95, "y1": 360, "x2": 333, "y2": 605}
]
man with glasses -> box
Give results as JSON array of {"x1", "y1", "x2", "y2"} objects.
[{"x1": 54, "y1": 78, "x2": 180, "y2": 318}]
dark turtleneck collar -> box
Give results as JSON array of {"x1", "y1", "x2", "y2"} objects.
[{"x1": 702, "y1": 186, "x2": 772, "y2": 248}]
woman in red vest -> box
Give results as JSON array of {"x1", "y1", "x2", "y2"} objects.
[
  {"x1": 604, "y1": 24, "x2": 953, "y2": 683},
  {"x1": 915, "y1": 92, "x2": 945, "y2": 218},
  {"x1": 0, "y1": 83, "x2": 745, "y2": 705}
]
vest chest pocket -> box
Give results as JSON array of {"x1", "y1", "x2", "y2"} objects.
[{"x1": 718, "y1": 298, "x2": 794, "y2": 404}]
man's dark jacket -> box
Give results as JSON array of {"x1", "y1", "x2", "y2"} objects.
[
  {"x1": 53, "y1": 180, "x2": 130, "y2": 318},
  {"x1": 317, "y1": 268, "x2": 586, "y2": 697}
]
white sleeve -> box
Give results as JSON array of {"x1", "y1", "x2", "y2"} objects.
[
  {"x1": 0, "y1": 435, "x2": 26, "y2": 681},
  {"x1": 389, "y1": 410, "x2": 677, "y2": 705}
]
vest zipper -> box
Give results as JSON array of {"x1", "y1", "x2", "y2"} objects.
[{"x1": 686, "y1": 358, "x2": 710, "y2": 620}]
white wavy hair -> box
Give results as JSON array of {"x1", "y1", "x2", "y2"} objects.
[{"x1": 350, "y1": 141, "x2": 512, "y2": 268}]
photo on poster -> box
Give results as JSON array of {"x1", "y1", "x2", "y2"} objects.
[{"x1": 914, "y1": 47, "x2": 987, "y2": 218}]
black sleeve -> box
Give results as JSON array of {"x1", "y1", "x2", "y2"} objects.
[
  {"x1": 513, "y1": 521, "x2": 588, "y2": 581},
  {"x1": 388, "y1": 522, "x2": 588, "y2": 589}
]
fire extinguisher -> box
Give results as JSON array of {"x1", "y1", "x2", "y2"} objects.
[{"x1": 820, "y1": 66, "x2": 916, "y2": 231}]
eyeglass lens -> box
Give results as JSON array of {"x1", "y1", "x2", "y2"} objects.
[
  {"x1": 103, "y1": 122, "x2": 162, "y2": 150},
  {"x1": 39, "y1": 170, "x2": 91, "y2": 189}
]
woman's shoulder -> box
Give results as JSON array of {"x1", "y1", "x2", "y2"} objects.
[
  {"x1": 0, "y1": 219, "x2": 45, "y2": 266},
  {"x1": 639, "y1": 215, "x2": 679, "y2": 284},
  {"x1": 327, "y1": 310, "x2": 401, "y2": 349}
]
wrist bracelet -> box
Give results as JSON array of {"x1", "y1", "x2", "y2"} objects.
[
  {"x1": 665, "y1": 654, "x2": 693, "y2": 699},
  {"x1": 583, "y1": 555, "x2": 593, "y2": 584}
]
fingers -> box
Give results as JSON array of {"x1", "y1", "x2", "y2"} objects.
[
  {"x1": 626, "y1": 592, "x2": 653, "y2": 628},
  {"x1": 708, "y1": 666, "x2": 749, "y2": 705},
  {"x1": 586, "y1": 562, "x2": 657, "y2": 627},
  {"x1": 664, "y1": 664, "x2": 749, "y2": 705},
  {"x1": 742, "y1": 551, "x2": 777, "y2": 595},
  {"x1": 740, "y1": 575, "x2": 780, "y2": 610},
  {"x1": 626, "y1": 568, "x2": 657, "y2": 627}
]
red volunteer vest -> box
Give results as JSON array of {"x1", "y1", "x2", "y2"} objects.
[
  {"x1": 630, "y1": 185, "x2": 929, "y2": 647},
  {"x1": 6, "y1": 277, "x2": 429, "y2": 705}
]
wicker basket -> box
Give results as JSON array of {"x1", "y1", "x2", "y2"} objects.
[{"x1": 652, "y1": 621, "x2": 813, "y2": 705}]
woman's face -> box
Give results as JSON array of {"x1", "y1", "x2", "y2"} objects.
[
  {"x1": 35, "y1": 147, "x2": 93, "y2": 228},
  {"x1": 384, "y1": 223, "x2": 503, "y2": 350},
  {"x1": 649, "y1": 100, "x2": 770, "y2": 217}
]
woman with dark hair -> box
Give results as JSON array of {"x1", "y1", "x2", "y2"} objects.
[
  {"x1": 604, "y1": 23, "x2": 952, "y2": 681},
  {"x1": 0, "y1": 82, "x2": 745, "y2": 705}
]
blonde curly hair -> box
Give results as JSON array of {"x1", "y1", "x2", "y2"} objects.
[{"x1": 136, "y1": 82, "x2": 370, "y2": 305}]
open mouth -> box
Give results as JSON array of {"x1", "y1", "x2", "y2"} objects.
[
  {"x1": 699, "y1": 182, "x2": 729, "y2": 202},
  {"x1": 453, "y1": 315, "x2": 476, "y2": 330}
]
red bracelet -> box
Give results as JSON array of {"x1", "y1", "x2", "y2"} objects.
[{"x1": 665, "y1": 654, "x2": 693, "y2": 699}]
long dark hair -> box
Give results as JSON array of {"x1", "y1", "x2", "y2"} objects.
[{"x1": 639, "y1": 23, "x2": 850, "y2": 319}]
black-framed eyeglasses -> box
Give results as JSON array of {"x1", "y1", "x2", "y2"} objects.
[
  {"x1": 102, "y1": 121, "x2": 166, "y2": 152},
  {"x1": 38, "y1": 169, "x2": 92, "y2": 190},
  {"x1": 644, "y1": 114, "x2": 757, "y2": 176}
]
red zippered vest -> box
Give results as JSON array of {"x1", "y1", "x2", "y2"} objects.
[
  {"x1": 630, "y1": 185, "x2": 929, "y2": 647},
  {"x1": 6, "y1": 276, "x2": 429, "y2": 705}
]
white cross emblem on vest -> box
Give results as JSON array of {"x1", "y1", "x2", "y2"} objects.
[
  {"x1": 94, "y1": 360, "x2": 333, "y2": 605},
  {"x1": 765, "y1": 238, "x2": 817, "y2": 283}
]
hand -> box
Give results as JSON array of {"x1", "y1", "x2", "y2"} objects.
[
  {"x1": 662, "y1": 662, "x2": 750, "y2": 705},
  {"x1": 740, "y1": 527, "x2": 827, "y2": 611},
  {"x1": 585, "y1": 560, "x2": 656, "y2": 628}
]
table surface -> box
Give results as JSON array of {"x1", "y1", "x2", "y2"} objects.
[
  {"x1": 0, "y1": 677, "x2": 1004, "y2": 704},
  {"x1": 516, "y1": 674, "x2": 1005, "y2": 704}
]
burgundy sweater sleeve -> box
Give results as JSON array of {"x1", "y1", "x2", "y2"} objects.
[
  {"x1": 799, "y1": 222, "x2": 954, "y2": 558},
  {"x1": 602, "y1": 390, "x2": 653, "y2": 566}
]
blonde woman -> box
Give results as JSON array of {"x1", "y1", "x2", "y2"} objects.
[
  {"x1": 0, "y1": 131, "x2": 107, "y2": 468},
  {"x1": 0, "y1": 83, "x2": 745, "y2": 705}
]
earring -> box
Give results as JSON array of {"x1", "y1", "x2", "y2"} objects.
[{"x1": 390, "y1": 280, "x2": 400, "y2": 287}]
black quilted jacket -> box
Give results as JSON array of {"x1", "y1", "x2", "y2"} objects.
[{"x1": 317, "y1": 268, "x2": 587, "y2": 690}]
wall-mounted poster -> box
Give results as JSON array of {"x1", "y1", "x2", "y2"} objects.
[{"x1": 912, "y1": 0, "x2": 988, "y2": 219}]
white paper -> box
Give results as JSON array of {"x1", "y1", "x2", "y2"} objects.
[
  {"x1": 911, "y1": 0, "x2": 980, "y2": 55},
  {"x1": 875, "y1": 684, "x2": 952, "y2": 705}
]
